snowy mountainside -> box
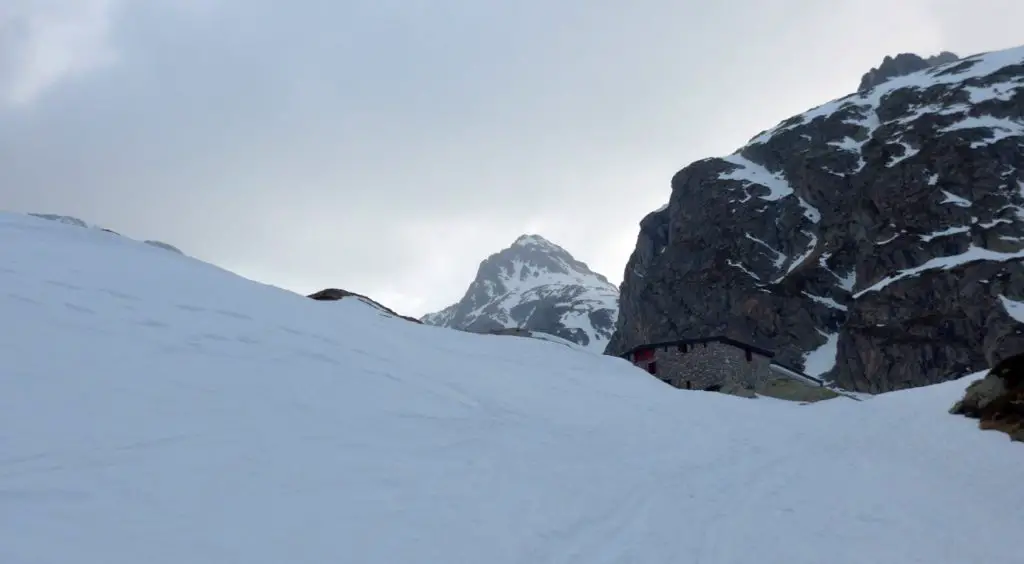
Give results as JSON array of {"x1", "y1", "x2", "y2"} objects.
[
  {"x1": 423, "y1": 234, "x2": 619, "y2": 352},
  {"x1": 610, "y1": 44, "x2": 1024, "y2": 392},
  {"x1": 2, "y1": 209, "x2": 1023, "y2": 563}
]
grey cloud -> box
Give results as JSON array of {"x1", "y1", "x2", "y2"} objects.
[
  {"x1": 1, "y1": 0, "x2": 1021, "y2": 315},
  {"x1": 0, "y1": 0, "x2": 118, "y2": 107}
]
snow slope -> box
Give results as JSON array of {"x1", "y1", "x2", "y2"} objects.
[{"x1": 1, "y1": 211, "x2": 1022, "y2": 564}]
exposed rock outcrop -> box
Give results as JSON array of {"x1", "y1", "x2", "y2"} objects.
[
  {"x1": 144, "y1": 240, "x2": 184, "y2": 254},
  {"x1": 950, "y1": 353, "x2": 1024, "y2": 442},
  {"x1": 857, "y1": 51, "x2": 959, "y2": 92},
  {"x1": 422, "y1": 235, "x2": 618, "y2": 352},
  {"x1": 608, "y1": 44, "x2": 1024, "y2": 393},
  {"x1": 28, "y1": 213, "x2": 187, "y2": 255},
  {"x1": 29, "y1": 213, "x2": 90, "y2": 228},
  {"x1": 308, "y1": 288, "x2": 422, "y2": 323}
]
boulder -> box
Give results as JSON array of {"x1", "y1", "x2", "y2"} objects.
[{"x1": 951, "y1": 352, "x2": 1024, "y2": 442}]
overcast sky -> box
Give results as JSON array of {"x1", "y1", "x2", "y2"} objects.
[{"x1": 1, "y1": 1, "x2": 1021, "y2": 316}]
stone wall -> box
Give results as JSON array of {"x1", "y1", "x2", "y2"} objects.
[{"x1": 640, "y1": 341, "x2": 773, "y2": 396}]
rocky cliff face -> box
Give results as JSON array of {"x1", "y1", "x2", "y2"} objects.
[
  {"x1": 858, "y1": 51, "x2": 959, "y2": 92},
  {"x1": 422, "y1": 235, "x2": 619, "y2": 352},
  {"x1": 608, "y1": 45, "x2": 1024, "y2": 393}
]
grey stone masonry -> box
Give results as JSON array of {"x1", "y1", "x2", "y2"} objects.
[
  {"x1": 621, "y1": 337, "x2": 827, "y2": 398},
  {"x1": 649, "y1": 341, "x2": 772, "y2": 394}
]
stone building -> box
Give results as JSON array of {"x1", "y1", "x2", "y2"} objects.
[{"x1": 619, "y1": 336, "x2": 831, "y2": 400}]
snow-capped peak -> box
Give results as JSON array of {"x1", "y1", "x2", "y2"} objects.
[
  {"x1": 422, "y1": 235, "x2": 619, "y2": 352},
  {"x1": 491, "y1": 235, "x2": 614, "y2": 292},
  {"x1": 512, "y1": 233, "x2": 558, "y2": 249}
]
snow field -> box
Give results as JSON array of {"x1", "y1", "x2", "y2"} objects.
[{"x1": 1, "y1": 211, "x2": 1022, "y2": 564}]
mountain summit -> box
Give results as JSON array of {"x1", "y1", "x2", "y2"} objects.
[{"x1": 422, "y1": 234, "x2": 619, "y2": 352}]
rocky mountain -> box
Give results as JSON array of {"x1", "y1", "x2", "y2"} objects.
[
  {"x1": 422, "y1": 235, "x2": 619, "y2": 352},
  {"x1": 607, "y1": 44, "x2": 1024, "y2": 393}
]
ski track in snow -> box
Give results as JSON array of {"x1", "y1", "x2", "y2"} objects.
[{"x1": 1, "y1": 211, "x2": 1023, "y2": 564}]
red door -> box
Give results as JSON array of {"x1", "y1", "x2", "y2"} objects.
[{"x1": 635, "y1": 348, "x2": 654, "y2": 363}]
